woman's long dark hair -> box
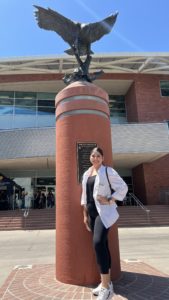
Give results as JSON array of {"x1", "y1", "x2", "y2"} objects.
[{"x1": 90, "y1": 147, "x2": 104, "y2": 157}]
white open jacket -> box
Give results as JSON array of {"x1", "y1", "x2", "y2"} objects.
[{"x1": 81, "y1": 165, "x2": 128, "y2": 228}]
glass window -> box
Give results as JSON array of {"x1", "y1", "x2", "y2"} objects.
[
  {"x1": 109, "y1": 95, "x2": 126, "y2": 117},
  {"x1": 0, "y1": 106, "x2": 13, "y2": 115},
  {"x1": 37, "y1": 107, "x2": 55, "y2": 114},
  {"x1": 0, "y1": 91, "x2": 14, "y2": 99},
  {"x1": 36, "y1": 177, "x2": 55, "y2": 185},
  {"x1": 0, "y1": 90, "x2": 57, "y2": 127},
  {"x1": 14, "y1": 106, "x2": 36, "y2": 115},
  {"x1": 15, "y1": 91, "x2": 36, "y2": 99},
  {"x1": 0, "y1": 98, "x2": 14, "y2": 105},
  {"x1": 160, "y1": 81, "x2": 169, "y2": 97},
  {"x1": 38, "y1": 100, "x2": 55, "y2": 107},
  {"x1": 15, "y1": 97, "x2": 36, "y2": 114},
  {"x1": 15, "y1": 98, "x2": 36, "y2": 107},
  {"x1": 37, "y1": 99, "x2": 55, "y2": 115},
  {"x1": 37, "y1": 92, "x2": 56, "y2": 100},
  {"x1": 0, "y1": 91, "x2": 14, "y2": 115}
]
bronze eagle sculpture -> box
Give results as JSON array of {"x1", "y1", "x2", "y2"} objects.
[{"x1": 34, "y1": 5, "x2": 118, "y2": 83}]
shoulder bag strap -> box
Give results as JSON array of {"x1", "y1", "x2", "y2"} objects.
[{"x1": 105, "y1": 166, "x2": 115, "y2": 193}]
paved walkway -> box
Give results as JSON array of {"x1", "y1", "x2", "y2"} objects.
[
  {"x1": 0, "y1": 227, "x2": 169, "y2": 299},
  {"x1": 0, "y1": 261, "x2": 168, "y2": 299}
]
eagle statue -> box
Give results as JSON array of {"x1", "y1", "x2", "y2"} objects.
[{"x1": 34, "y1": 5, "x2": 118, "y2": 83}]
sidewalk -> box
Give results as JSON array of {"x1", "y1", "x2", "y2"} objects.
[
  {"x1": 0, "y1": 261, "x2": 168, "y2": 299},
  {"x1": 0, "y1": 227, "x2": 169, "y2": 299}
]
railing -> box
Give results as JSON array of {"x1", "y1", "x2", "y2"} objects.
[
  {"x1": 128, "y1": 193, "x2": 149, "y2": 211},
  {"x1": 23, "y1": 207, "x2": 30, "y2": 229},
  {"x1": 127, "y1": 193, "x2": 151, "y2": 222},
  {"x1": 23, "y1": 207, "x2": 29, "y2": 218}
]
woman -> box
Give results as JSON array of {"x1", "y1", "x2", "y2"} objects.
[{"x1": 81, "y1": 147, "x2": 128, "y2": 300}]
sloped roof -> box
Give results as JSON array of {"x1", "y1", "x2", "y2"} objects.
[{"x1": 0, "y1": 53, "x2": 169, "y2": 75}]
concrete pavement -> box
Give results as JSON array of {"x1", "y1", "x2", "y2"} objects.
[
  {"x1": 0, "y1": 226, "x2": 169, "y2": 289},
  {"x1": 118, "y1": 226, "x2": 169, "y2": 276},
  {"x1": 0, "y1": 230, "x2": 55, "y2": 287}
]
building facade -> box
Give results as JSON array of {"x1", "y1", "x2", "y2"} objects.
[{"x1": 0, "y1": 53, "x2": 169, "y2": 209}]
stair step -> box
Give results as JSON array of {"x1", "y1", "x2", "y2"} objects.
[
  {"x1": 0, "y1": 208, "x2": 55, "y2": 230},
  {"x1": 117, "y1": 205, "x2": 169, "y2": 227},
  {"x1": 0, "y1": 205, "x2": 168, "y2": 230}
]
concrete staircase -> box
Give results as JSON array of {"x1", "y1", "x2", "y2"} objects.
[
  {"x1": 0, "y1": 208, "x2": 55, "y2": 231},
  {"x1": 0, "y1": 205, "x2": 168, "y2": 230},
  {"x1": 117, "y1": 205, "x2": 169, "y2": 227}
]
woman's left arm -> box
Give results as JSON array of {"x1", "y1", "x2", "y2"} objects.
[{"x1": 108, "y1": 167, "x2": 128, "y2": 201}]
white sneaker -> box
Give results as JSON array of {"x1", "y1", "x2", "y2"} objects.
[
  {"x1": 92, "y1": 282, "x2": 113, "y2": 297},
  {"x1": 97, "y1": 286, "x2": 114, "y2": 300},
  {"x1": 92, "y1": 283, "x2": 102, "y2": 296}
]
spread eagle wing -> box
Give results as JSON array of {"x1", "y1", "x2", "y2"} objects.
[
  {"x1": 34, "y1": 5, "x2": 79, "y2": 46},
  {"x1": 81, "y1": 12, "x2": 118, "y2": 43}
]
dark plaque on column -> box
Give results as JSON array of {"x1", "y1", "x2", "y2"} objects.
[{"x1": 77, "y1": 142, "x2": 97, "y2": 183}]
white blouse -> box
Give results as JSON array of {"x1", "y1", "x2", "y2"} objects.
[{"x1": 81, "y1": 165, "x2": 128, "y2": 228}]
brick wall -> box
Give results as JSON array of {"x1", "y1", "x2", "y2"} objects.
[
  {"x1": 102, "y1": 73, "x2": 169, "y2": 123},
  {"x1": 143, "y1": 154, "x2": 169, "y2": 205},
  {"x1": 125, "y1": 82, "x2": 138, "y2": 122},
  {"x1": 132, "y1": 154, "x2": 169, "y2": 205},
  {"x1": 125, "y1": 74, "x2": 169, "y2": 123},
  {"x1": 135, "y1": 75, "x2": 169, "y2": 122},
  {"x1": 0, "y1": 73, "x2": 62, "y2": 83},
  {"x1": 132, "y1": 164, "x2": 147, "y2": 204}
]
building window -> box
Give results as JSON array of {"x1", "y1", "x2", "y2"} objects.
[
  {"x1": 0, "y1": 92, "x2": 14, "y2": 115},
  {"x1": 15, "y1": 91, "x2": 37, "y2": 100},
  {"x1": 0, "y1": 91, "x2": 56, "y2": 129},
  {"x1": 0, "y1": 91, "x2": 14, "y2": 99},
  {"x1": 37, "y1": 99, "x2": 55, "y2": 115},
  {"x1": 160, "y1": 81, "x2": 169, "y2": 97},
  {"x1": 15, "y1": 98, "x2": 37, "y2": 115},
  {"x1": 109, "y1": 95, "x2": 127, "y2": 123}
]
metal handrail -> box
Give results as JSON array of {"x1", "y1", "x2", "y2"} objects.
[
  {"x1": 23, "y1": 207, "x2": 30, "y2": 230},
  {"x1": 128, "y1": 193, "x2": 150, "y2": 213},
  {"x1": 23, "y1": 207, "x2": 30, "y2": 218}
]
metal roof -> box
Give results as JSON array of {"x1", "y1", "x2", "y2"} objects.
[
  {"x1": 0, "y1": 127, "x2": 55, "y2": 159},
  {"x1": 0, "y1": 52, "x2": 169, "y2": 75},
  {"x1": 0, "y1": 124, "x2": 168, "y2": 171}
]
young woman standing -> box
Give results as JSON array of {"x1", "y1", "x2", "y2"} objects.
[{"x1": 81, "y1": 147, "x2": 128, "y2": 300}]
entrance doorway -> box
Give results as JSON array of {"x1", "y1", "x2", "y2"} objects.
[{"x1": 34, "y1": 185, "x2": 55, "y2": 208}]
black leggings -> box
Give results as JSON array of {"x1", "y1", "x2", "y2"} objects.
[{"x1": 89, "y1": 215, "x2": 111, "y2": 274}]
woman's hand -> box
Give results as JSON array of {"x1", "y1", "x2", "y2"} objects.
[
  {"x1": 97, "y1": 195, "x2": 116, "y2": 205},
  {"x1": 97, "y1": 195, "x2": 109, "y2": 205},
  {"x1": 84, "y1": 215, "x2": 91, "y2": 232}
]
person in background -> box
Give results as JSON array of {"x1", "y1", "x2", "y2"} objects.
[
  {"x1": 47, "y1": 191, "x2": 55, "y2": 208},
  {"x1": 25, "y1": 191, "x2": 32, "y2": 209},
  {"x1": 81, "y1": 147, "x2": 128, "y2": 300},
  {"x1": 34, "y1": 191, "x2": 41, "y2": 209},
  {"x1": 20, "y1": 190, "x2": 25, "y2": 209},
  {"x1": 39, "y1": 192, "x2": 46, "y2": 208}
]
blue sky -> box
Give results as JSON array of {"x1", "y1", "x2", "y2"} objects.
[{"x1": 0, "y1": 0, "x2": 168, "y2": 59}]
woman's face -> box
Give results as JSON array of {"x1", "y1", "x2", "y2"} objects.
[{"x1": 90, "y1": 150, "x2": 104, "y2": 169}]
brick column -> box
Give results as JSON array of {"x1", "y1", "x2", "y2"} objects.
[{"x1": 55, "y1": 80, "x2": 121, "y2": 285}]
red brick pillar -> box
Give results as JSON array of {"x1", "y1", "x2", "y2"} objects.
[{"x1": 55, "y1": 81, "x2": 121, "y2": 285}]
